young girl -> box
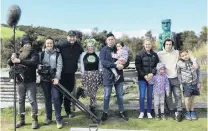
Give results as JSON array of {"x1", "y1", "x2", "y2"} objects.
[
  {"x1": 111, "y1": 42, "x2": 129, "y2": 81},
  {"x1": 177, "y1": 50, "x2": 202, "y2": 120},
  {"x1": 149, "y1": 63, "x2": 170, "y2": 120}
]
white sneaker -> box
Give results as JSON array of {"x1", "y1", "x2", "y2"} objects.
[
  {"x1": 138, "y1": 112, "x2": 144, "y2": 119},
  {"x1": 10, "y1": 79, "x2": 14, "y2": 83},
  {"x1": 147, "y1": 113, "x2": 153, "y2": 119}
]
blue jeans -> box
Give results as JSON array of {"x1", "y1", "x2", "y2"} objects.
[
  {"x1": 103, "y1": 82, "x2": 124, "y2": 113},
  {"x1": 138, "y1": 80, "x2": 153, "y2": 113},
  {"x1": 41, "y1": 81, "x2": 62, "y2": 122}
]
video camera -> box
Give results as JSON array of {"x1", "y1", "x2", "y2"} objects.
[
  {"x1": 10, "y1": 64, "x2": 27, "y2": 83},
  {"x1": 37, "y1": 65, "x2": 56, "y2": 81}
]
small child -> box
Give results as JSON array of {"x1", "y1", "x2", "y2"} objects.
[
  {"x1": 177, "y1": 50, "x2": 202, "y2": 120},
  {"x1": 111, "y1": 42, "x2": 129, "y2": 81},
  {"x1": 149, "y1": 63, "x2": 170, "y2": 120}
]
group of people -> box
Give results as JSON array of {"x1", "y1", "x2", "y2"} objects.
[
  {"x1": 8, "y1": 30, "x2": 202, "y2": 129},
  {"x1": 135, "y1": 38, "x2": 201, "y2": 122}
]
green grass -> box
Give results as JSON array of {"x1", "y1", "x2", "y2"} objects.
[
  {"x1": 1, "y1": 26, "x2": 25, "y2": 39},
  {"x1": 1, "y1": 107, "x2": 207, "y2": 131}
]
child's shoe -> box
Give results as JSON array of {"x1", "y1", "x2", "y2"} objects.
[
  {"x1": 190, "y1": 111, "x2": 197, "y2": 120},
  {"x1": 185, "y1": 111, "x2": 191, "y2": 120},
  {"x1": 155, "y1": 114, "x2": 160, "y2": 120},
  {"x1": 161, "y1": 113, "x2": 167, "y2": 120}
]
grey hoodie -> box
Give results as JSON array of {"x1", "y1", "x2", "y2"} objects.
[
  {"x1": 177, "y1": 59, "x2": 202, "y2": 84},
  {"x1": 40, "y1": 48, "x2": 63, "y2": 80}
]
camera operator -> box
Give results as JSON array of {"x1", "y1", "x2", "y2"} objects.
[
  {"x1": 38, "y1": 37, "x2": 63, "y2": 129},
  {"x1": 8, "y1": 36, "x2": 39, "y2": 129}
]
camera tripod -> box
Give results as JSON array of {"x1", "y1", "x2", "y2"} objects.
[{"x1": 55, "y1": 83, "x2": 101, "y2": 124}]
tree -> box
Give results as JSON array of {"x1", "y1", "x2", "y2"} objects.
[
  {"x1": 181, "y1": 31, "x2": 198, "y2": 50},
  {"x1": 199, "y1": 26, "x2": 207, "y2": 43}
]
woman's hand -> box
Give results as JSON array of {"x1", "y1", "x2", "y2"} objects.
[
  {"x1": 52, "y1": 78, "x2": 59, "y2": 85},
  {"x1": 144, "y1": 73, "x2": 153, "y2": 81},
  {"x1": 148, "y1": 73, "x2": 153, "y2": 80}
]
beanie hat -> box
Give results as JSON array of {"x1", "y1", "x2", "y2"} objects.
[
  {"x1": 67, "y1": 30, "x2": 76, "y2": 36},
  {"x1": 21, "y1": 37, "x2": 32, "y2": 47}
]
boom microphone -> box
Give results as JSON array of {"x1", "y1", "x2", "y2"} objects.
[{"x1": 6, "y1": 4, "x2": 21, "y2": 27}]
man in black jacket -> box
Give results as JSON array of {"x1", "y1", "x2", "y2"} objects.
[
  {"x1": 8, "y1": 37, "x2": 39, "y2": 129},
  {"x1": 57, "y1": 30, "x2": 83, "y2": 117}
]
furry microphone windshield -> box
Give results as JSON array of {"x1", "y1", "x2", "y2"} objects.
[{"x1": 6, "y1": 4, "x2": 21, "y2": 27}]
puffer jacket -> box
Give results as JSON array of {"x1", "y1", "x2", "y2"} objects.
[{"x1": 135, "y1": 48, "x2": 159, "y2": 80}]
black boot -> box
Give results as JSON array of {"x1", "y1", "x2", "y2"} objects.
[
  {"x1": 119, "y1": 111, "x2": 129, "y2": 121},
  {"x1": 76, "y1": 88, "x2": 85, "y2": 99},
  {"x1": 176, "y1": 111, "x2": 183, "y2": 122},
  {"x1": 101, "y1": 112, "x2": 108, "y2": 121},
  {"x1": 170, "y1": 110, "x2": 175, "y2": 120},
  {"x1": 16, "y1": 114, "x2": 25, "y2": 128},
  {"x1": 31, "y1": 115, "x2": 39, "y2": 129},
  {"x1": 90, "y1": 106, "x2": 96, "y2": 114}
]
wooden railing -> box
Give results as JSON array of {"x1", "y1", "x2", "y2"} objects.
[{"x1": 0, "y1": 70, "x2": 207, "y2": 109}]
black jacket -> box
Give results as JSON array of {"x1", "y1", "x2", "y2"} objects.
[
  {"x1": 135, "y1": 49, "x2": 159, "y2": 80},
  {"x1": 8, "y1": 49, "x2": 39, "y2": 83},
  {"x1": 57, "y1": 40, "x2": 83, "y2": 74}
]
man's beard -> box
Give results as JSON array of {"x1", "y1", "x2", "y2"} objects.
[{"x1": 19, "y1": 46, "x2": 32, "y2": 60}]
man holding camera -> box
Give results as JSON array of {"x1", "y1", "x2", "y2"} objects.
[{"x1": 8, "y1": 37, "x2": 39, "y2": 129}]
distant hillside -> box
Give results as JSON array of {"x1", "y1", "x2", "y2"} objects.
[
  {"x1": 17, "y1": 25, "x2": 67, "y2": 40},
  {"x1": 1, "y1": 24, "x2": 67, "y2": 40},
  {"x1": 1, "y1": 26, "x2": 25, "y2": 39}
]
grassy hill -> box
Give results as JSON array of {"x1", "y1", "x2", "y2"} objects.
[{"x1": 1, "y1": 26, "x2": 25, "y2": 39}]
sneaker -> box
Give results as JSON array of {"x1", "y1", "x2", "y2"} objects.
[
  {"x1": 147, "y1": 113, "x2": 153, "y2": 119},
  {"x1": 161, "y1": 113, "x2": 167, "y2": 120},
  {"x1": 119, "y1": 111, "x2": 129, "y2": 121},
  {"x1": 10, "y1": 79, "x2": 14, "y2": 83},
  {"x1": 185, "y1": 112, "x2": 191, "y2": 120},
  {"x1": 155, "y1": 114, "x2": 160, "y2": 120},
  {"x1": 101, "y1": 112, "x2": 108, "y2": 121},
  {"x1": 138, "y1": 112, "x2": 144, "y2": 119},
  {"x1": 190, "y1": 111, "x2": 197, "y2": 120},
  {"x1": 56, "y1": 121, "x2": 63, "y2": 129},
  {"x1": 43, "y1": 119, "x2": 52, "y2": 125}
]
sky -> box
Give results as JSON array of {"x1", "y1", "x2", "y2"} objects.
[{"x1": 1, "y1": 0, "x2": 207, "y2": 38}]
